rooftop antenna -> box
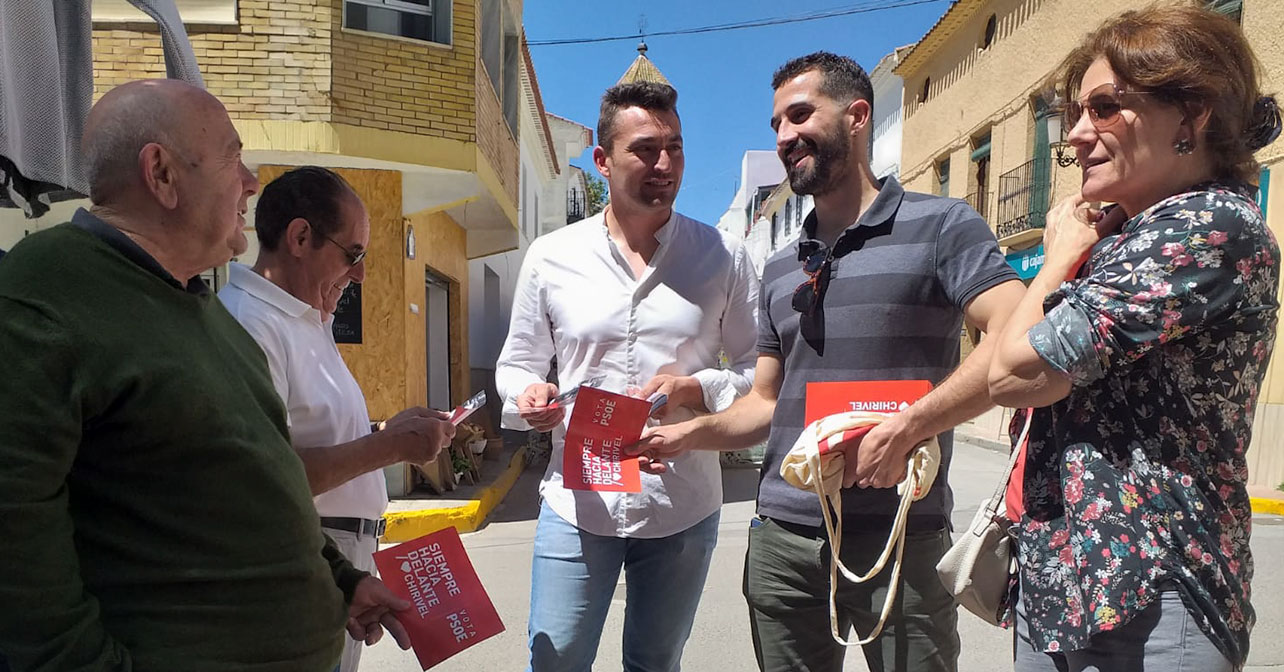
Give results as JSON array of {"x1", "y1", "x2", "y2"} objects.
[{"x1": 638, "y1": 15, "x2": 648, "y2": 54}]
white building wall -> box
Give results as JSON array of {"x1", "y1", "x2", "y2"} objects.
[
  {"x1": 870, "y1": 48, "x2": 907, "y2": 179},
  {"x1": 468, "y1": 111, "x2": 587, "y2": 377},
  {"x1": 715, "y1": 206, "x2": 746, "y2": 240},
  {"x1": 469, "y1": 145, "x2": 541, "y2": 371},
  {"x1": 563, "y1": 166, "x2": 589, "y2": 229},
  {"x1": 0, "y1": 199, "x2": 86, "y2": 252},
  {"x1": 541, "y1": 115, "x2": 593, "y2": 234},
  {"x1": 773, "y1": 193, "x2": 811, "y2": 253},
  {"x1": 747, "y1": 193, "x2": 812, "y2": 277},
  {"x1": 716, "y1": 150, "x2": 818, "y2": 277},
  {"x1": 715, "y1": 151, "x2": 785, "y2": 241}
]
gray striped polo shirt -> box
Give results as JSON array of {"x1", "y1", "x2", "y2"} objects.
[{"x1": 756, "y1": 175, "x2": 1017, "y2": 529}]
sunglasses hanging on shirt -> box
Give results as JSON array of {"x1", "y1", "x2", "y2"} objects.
[{"x1": 792, "y1": 249, "x2": 833, "y2": 315}]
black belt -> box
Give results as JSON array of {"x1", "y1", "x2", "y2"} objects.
[{"x1": 320, "y1": 516, "x2": 386, "y2": 538}]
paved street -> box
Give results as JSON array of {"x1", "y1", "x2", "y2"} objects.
[{"x1": 364, "y1": 439, "x2": 1284, "y2": 672}]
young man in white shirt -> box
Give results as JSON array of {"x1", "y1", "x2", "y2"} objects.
[
  {"x1": 219, "y1": 166, "x2": 457, "y2": 672},
  {"x1": 496, "y1": 82, "x2": 759, "y2": 671}
]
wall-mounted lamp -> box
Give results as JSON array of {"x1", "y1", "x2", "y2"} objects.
[
  {"x1": 1045, "y1": 106, "x2": 1080, "y2": 168},
  {"x1": 1050, "y1": 141, "x2": 1079, "y2": 168}
]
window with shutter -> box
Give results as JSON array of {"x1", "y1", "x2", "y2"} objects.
[{"x1": 343, "y1": 0, "x2": 452, "y2": 46}]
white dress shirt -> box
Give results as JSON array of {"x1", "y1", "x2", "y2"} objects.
[
  {"x1": 496, "y1": 212, "x2": 758, "y2": 538},
  {"x1": 219, "y1": 263, "x2": 389, "y2": 521}
]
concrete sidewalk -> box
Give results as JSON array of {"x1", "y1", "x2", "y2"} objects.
[
  {"x1": 381, "y1": 443, "x2": 528, "y2": 543},
  {"x1": 953, "y1": 421, "x2": 1284, "y2": 517}
]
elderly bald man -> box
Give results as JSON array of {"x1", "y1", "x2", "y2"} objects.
[{"x1": 0, "y1": 80, "x2": 411, "y2": 672}]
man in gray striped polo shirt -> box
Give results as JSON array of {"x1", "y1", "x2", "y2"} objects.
[{"x1": 634, "y1": 52, "x2": 1024, "y2": 671}]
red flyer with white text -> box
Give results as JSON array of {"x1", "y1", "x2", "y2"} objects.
[
  {"x1": 561, "y1": 386, "x2": 662, "y2": 493},
  {"x1": 372, "y1": 528, "x2": 504, "y2": 670},
  {"x1": 804, "y1": 380, "x2": 933, "y2": 426}
]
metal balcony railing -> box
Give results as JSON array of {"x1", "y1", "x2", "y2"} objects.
[
  {"x1": 996, "y1": 158, "x2": 1051, "y2": 240},
  {"x1": 567, "y1": 190, "x2": 586, "y2": 224}
]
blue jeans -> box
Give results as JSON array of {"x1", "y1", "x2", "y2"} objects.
[
  {"x1": 527, "y1": 500, "x2": 720, "y2": 672},
  {"x1": 1014, "y1": 587, "x2": 1233, "y2": 672}
]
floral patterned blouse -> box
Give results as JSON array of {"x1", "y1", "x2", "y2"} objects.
[{"x1": 1012, "y1": 182, "x2": 1279, "y2": 667}]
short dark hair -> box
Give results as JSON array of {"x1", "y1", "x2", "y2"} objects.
[
  {"x1": 597, "y1": 82, "x2": 679, "y2": 151},
  {"x1": 771, "y1": 51, "x2": 873, "y2": 108},
  {"x1": 255, "y1": 166, "x2": 355, "y2": 252}
]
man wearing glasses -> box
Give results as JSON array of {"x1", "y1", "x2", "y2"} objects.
[
  {"x1": 219, "y1": 166, "x2": 456, "y2": 672},
  {"x1": 634, "y1": 53, "x2": 1025, "y2": 671}
]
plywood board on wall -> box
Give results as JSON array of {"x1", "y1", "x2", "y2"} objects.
[{"x1": 335, "y1": 168, "x2": 407, "y2": 422}]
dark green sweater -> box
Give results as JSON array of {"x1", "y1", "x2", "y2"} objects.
[{"x1": 0, "y1": 214, "x2": 363, "y2": 671}]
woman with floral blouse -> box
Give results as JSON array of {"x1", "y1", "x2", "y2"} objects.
[{"x1": 988, "y1": 5, "x2": 1282, "y2": 671}]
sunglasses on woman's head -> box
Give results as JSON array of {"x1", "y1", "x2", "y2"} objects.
[{"x1": 1063, "y1": 82, "x2": 1154, "y2": 131}]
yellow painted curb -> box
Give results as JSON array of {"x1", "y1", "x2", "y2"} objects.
[
  {"x1": 1252, "y1": 496, "x2": 1284, "y2": 517},
  {"x1": 381, "y1": 449, "x2": 527, "y2": 543}
]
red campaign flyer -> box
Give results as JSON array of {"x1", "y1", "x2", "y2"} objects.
[
  {"x1": 372, "y1": 527, "x2": 505, "y2": 670},
  {"x1": 561, "y1": 386, "x2": 664, "y2": 493},
  {"x1": 804, "y1": 380, "x2": 933, "y2": 426}
]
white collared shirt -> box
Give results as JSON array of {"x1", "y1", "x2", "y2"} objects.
[
  {"x1": 218, "y1": 263, "x2": 388, "y2": 520},
  {"x1": 496, "y1": 212, "x2": 758, "y2": 538}
]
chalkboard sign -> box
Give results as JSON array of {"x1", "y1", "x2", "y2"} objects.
[{"x1": 332, "y1": 283, "x2": 362, "y2": 344}]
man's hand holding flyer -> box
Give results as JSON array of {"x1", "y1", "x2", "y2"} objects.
[
  {"x1": 517, "y1": 376, "x2": 605, "y2": 417},
  {"x1": 561, "y1": 387, "x2": 667, "y2": 493},
  {"x1": 373, "y1": 527, "x2": 504, "y2": 670}
]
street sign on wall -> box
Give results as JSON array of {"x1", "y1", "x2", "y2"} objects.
[
  {"x1": 1259, "y1": 166, "x2": 1271, "y2": 218},
  {"x1": 1005, "y1": 244, "x2": 1045, "y2": 281}
]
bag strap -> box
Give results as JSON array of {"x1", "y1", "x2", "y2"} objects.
[
  {"x1": 805, "y1": 418, "x2": 934, "y2": 647},
  {"x1": 983, "y1": 409, "x2": 1033, "y2": 518}
]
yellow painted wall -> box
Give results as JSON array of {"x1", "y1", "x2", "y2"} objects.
[
  {"x1": 900, "y1": 0, "x2": 1062, "y2": 186},
  {"x1": 902, "y1": 0, "x2": 1284, "y2": 219},
  {"x1": 901, "y1": 0, "x2": 1284, "y2": 486}
]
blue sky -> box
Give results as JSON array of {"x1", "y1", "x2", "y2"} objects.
[{"x1": 523, "y1": 0, "x2": 953, "y2": 225}]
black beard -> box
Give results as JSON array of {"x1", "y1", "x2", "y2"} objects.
[{"x1": 783, "y1": 129, "x2": 850, "y2": 196}]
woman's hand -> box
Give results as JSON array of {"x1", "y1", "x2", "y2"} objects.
[{"x1": 1042, "y1": 195, "x2": 1127, "y2": 277}]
